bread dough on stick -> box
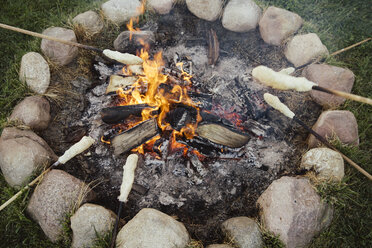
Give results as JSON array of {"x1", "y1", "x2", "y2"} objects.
[
  {"x1": 263, "y1": 93, "x2": 295, "y2": 119},
  {"x1": 118, "y1": 154, "x2": 139, "y2": 202},
  {"x1": 103, "y1": 49, "x2": 143, "y2": 65},
  {"x1": 58, "y1": 136, "x2": 95, "y2": 164},
  {"x1": 252, "y1": 65, "x2": 317, "y2": 92}
]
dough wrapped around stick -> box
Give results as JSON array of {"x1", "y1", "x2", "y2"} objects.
[
  {"x1": 118, "y1": 154, "x2": 139, "y2": 202},
  {"x1": 252, "y1": 65, "x2": 317, "y2": 92},
  {"x1": 103, "y1": 49, "x2": 143, "y2": 65},
  {"x1": 58, "y1": 136, "x2": 95, "y2": 164},
  {"x1": 263, "y1": 93, "x2": 295, "y2": 119}
]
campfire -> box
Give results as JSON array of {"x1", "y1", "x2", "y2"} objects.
[{"x1": 99, "y1": 45, "x2": 254, "y2": 160}]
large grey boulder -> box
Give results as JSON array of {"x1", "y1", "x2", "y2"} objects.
[
  {"x1": 72, "y1": 10, "x2": 104, "y2": 34},
  {"x1": 257, "y1": 176, "x2": 333, "y2": 248},
  {"x1": 301, "y1": 148, "x2": 344, "y2": 181},
  {"x1": 284, "y1": 33, "x2": 329, "y2": 67},
  {"x1": 221, "y1": 217, "x2": 263, "y2": 248},
  {"x1": 148, "y1": 0, "x2": 174, "y2": 15},
  {"x1": 222, "y1": 0, "x2": 262, "y2": 32},
  {"x1": 302, "y1": 64, "x2": 355, "y2": 108},
  {"x1": 308, "y1": 110, "x2": 359, "y2": 148},
  {"x1": 9, "y1": 96, "x2": 50, "y2": 130},
  {"x1": 186, "y1": 0, "x2": 223, "y2": 21},
  {"x1": 71, "y1": 203, "x2": 116, "y2": 248},
  {"x1": 259, "y1": 6, "x2": 303, "y2": 46},
  {"x1": 27, "y1": 169, "x2": 95, "y2": 242},
  {"x1": 116, "y1": 208, "x2": 190, "y2": 248},
  {"x1": 101, "y1": 0, "x2": 142, "y2": 25},
  {"x1": 19, "y1": 52, "x2": 50, "y2": 94},
  {"x1": 0, "y1": 128, "x2": 56, "y2": 188},
  {"x1": 41, "y1": 27, "x2": 79, "y2": 66}
]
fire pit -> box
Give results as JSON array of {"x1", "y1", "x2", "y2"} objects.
[{"x1": 36, "y1": 4, "x2": 323, "y2": 243}]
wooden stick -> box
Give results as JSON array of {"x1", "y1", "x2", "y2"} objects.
[
  {"x1": 330, "y1": 37, "x2": 371, "y2": 56},
  {"x1": 295, "y1": 37, "x2": 371, "y2": 70},
  {"x1": 312, "y1": 86, "x2": 372, "y2": 105},
  {"x1": 294, "y1": 117, "x2": 372, "y2": 181},
  {"x1": 0, "y1": 23, "x2": 103, "y2": 53},
  {"x1": 0, "y1": 136, "x2": 95, "y2": 212},
  {"x1": 264, "y1": 93, "x2": 372, "y2": 181},
  {"x1": 110, "y1": 201, "x2": 123, "y2": 248},
  {"x1": 252, "y1": 65, "x2": 372, "y2": 105},
  {"x1": 0, "y1": 165, "x2": 55, "y2": 211}
]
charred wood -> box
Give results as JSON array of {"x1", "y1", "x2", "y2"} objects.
[
  {"x1": 243, "y1": 119, "x2": 273, "y2": 138},
  {"x1": 111, "y1": 118, "x2": 159, "y2": 156},
  {"x1": 166, "y1": 105, "x2": 197, "y2": 131},
  {"x1": 200, "y1": 111, "x2": 235, "y2": 128},
  {"x1": 101, "y1": 104, "x2": 151, "y2": 124},
  {"x1": 106, "y1": 75, "x2": 137, "y2": 94},
  {"x1": 196, "y1": 123, "x2": 250, "y2": 148},
  {"x1": 208, "y1": 29, "x2": 219, "y2": 65}
]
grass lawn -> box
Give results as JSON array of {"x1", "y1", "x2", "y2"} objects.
[{"x1": 0, "y1": 0, "x2": 371, "y2": 247}]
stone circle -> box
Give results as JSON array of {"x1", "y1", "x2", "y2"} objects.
[
  {"x1": 41, "y1": 27, "x2": 79, "y2": 66},
  {"x1": 10, "y1": 95, "x2": 51, "y2": 130},
  {"x1": 19, "y1": 52, "x2": 50, "y2": 94}
]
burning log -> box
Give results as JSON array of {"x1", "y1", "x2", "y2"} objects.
[
  {"x1": 106, "y1": 75, "x2": 137, "y2": 94},
  {"x1": 111, "y1": 118, "x2": 159, "y2": 156},
  {"x1": 166, "y1": 105, "x2": 197, "y2": 131},
  {"x1": 196, "y1": 123, "x2": 250, "y2": 148},
  {"x1": 100, "y1": 104, "x2": 152, "y2": 124}
]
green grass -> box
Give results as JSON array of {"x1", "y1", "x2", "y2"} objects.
[
  {"x1": 0, "y1": 0, "x2": 104, "y2": 127},
  {"x1": 0, "y1": 0, "x2": 371, "y2": 247}
]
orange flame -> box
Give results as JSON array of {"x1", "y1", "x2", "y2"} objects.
[{"x1": 107, "y1": 5, "x2": 205, "y2": 155}]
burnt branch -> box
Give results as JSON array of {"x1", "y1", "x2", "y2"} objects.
[
  {"x1": 100, "y1": 104, "x2": 152, "y2": 124},
  {"x1": 196, "y1": 123, "x2": 250, "y2": 148},
  {"x1": 111, "y1": 118, "x2": 159, "y2": 156}
]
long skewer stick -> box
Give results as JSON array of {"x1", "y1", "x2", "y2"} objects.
[
  {"x1": 263, "y1": 93, "x2": 372, "y2": 181},
  {"x1": 295, "y1": 37, "x2": 371, "y2": 70},
  {"x1": 0, "y1": 136, "x2": 95, "y2": 212},
  {"x1": 312, "y1": 85, "x2": 372, "y2": 105},
  {"x1": 110, "y1": 154, "x2": 139, "y2": 248},
  {"x1": 252, "y1": 66, "x2": 372, "y2": 105},
  {"x1": 0, "y1": 23, "x2": 103, "y2": 53}
]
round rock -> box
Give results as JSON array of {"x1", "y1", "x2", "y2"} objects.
[
  {"x1": 101, "y1": 0, "x2": 142, "y2": 25},
  {"x1": 284, "y1": 33, "x2": 329, "y2": 67},
  {"x1": 0, "y1": 128, "x2": 56, "y2": 188},
  {"x1": 222, "y1": 0, "x2": 262, "y2": 32},
  {"x1": 19, "y1": 52, "x2": 50, "y2": 94},
  {"x1": 259, "y1": 6, "x2": 303, "y2": 46},
  {"x1": 302, "y1": 64, "x2": 355, "y2": 108},
  {"x1": 71, "y1": 203, "x2": 116, "y2": 248},
  {"x1": 10, "y1": 96, "x2": 51, "y2": 130},
  {"x1": 308, "y1": 110, "x2": 359, "y2": 148},
  {"x1": 257, "y1": 176, "x2": 333, "y2": 248},
  {"x1": 41, "y1": 27, "x2": 79, "y2": 66},
  {"x1": 221, "y1": 217, "x2": 263, "y2": 248},
  {"x1": 186, "y1": 0, "x2": 223, "y2": 22},
  {"x1": 148, "y1": 0, "x2": 174, "y2": 15},
  {"x1": 27, "y1": 169, "x2": 95, "y2": 242},
  {"x1": 116, "y1": 208, "x2": 190, "y2": 248},
  {"x1": 301, "y1": 148, "x2": 344, "y2": 181},
  {"x1": 72, "y1": 10, "x2": 104, "y2": 34}
]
